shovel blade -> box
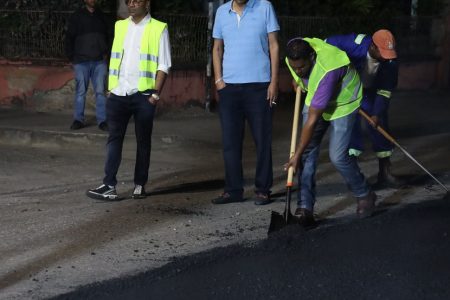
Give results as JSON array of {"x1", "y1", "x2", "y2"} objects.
[
  {"x1": 268, "y1": 211, "x2": 288, "y2": 234},
  {"x1": 268, "y1": 211, "x2": 302, "y2": 234}
]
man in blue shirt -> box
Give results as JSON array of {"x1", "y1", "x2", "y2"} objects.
[
  {"x1": 212, "y1": 0, "x2": 279, "y2": 205},
  {"x1": 327, "y1": 29, "x2": 403, "y2": 188}
]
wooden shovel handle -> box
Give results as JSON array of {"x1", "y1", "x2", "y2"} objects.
[{"x1": 287, "y1": 86, "x2": 302, "y2": 187}]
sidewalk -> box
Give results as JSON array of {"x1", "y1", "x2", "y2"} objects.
[{"x1": 0, "y1": 107, "x2": 222, "y2": 150}]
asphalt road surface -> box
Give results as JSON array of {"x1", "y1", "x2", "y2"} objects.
[{"x1": 54, "y1": 193, "x2": 450, "y2": 300}]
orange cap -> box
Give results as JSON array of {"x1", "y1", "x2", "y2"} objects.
[{"x1": 372, "y1": 29, "x2": 397, "y2": 59}]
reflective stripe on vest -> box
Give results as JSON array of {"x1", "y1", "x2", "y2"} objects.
[
  {"x1": 286, "y1": 38, "x2": 362, "y2": 121},
  {"x1": 354, "y1": 34, "x2": 366, "y2": 45},
  {"x1": 111, "y1": 52, "x2": 122, "y2": 59},
  {"x1": 140, "y1": 53, "x2": 158, "y2": 63},
  {"x1": 139, "y1": 71, "x2": 156, "y2": 79},
  {"x1": 108, "y1": 18, "x2": 167, "y2": 91},
  {"x1": 377, "y1": 89, "x2": 392, "y2": 98}
]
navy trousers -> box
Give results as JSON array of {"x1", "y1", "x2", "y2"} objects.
[
  {"x1": 350, "y1": 90, "x2": 393, "y2": 157},
  {"x1": 218, "y1": 83, "x2": 273, "y2": 198},
  {"x1": 103, "y1": 91, "x2": 156, "y2": 187}
]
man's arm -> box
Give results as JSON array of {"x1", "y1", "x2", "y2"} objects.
[
  {"x1": 212, "y1": 38, "x2": 226, "y2": 91},
  {"x1": 267, "y1": 31, "x2": 279, "y2": 105},
  {"x1": 149, "y1": 28, "x2": 171, "y2": 105},
  {"x1": 286, "y1": 105, "x2": 324, "y2": 171},
  {"x1": 285, "y1": 67, "x2": 347, "y2": 171}
]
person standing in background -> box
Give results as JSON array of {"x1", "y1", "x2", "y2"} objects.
[
  {"x1": 65, "y1": 0, "x2": 111, "y2": 131},
  {"x1": 212, "y1": 0, "x2": 280, "y2": 205},
  {"x1": 87, "y1": 0, "x2": 171, "y2": 200}
]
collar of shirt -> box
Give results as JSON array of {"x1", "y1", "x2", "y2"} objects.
[
  {"x1": 228, "y1": 0, "x2": 256, "y2": 13},
  {"x1": 112, "y1": 13, "x2": 152, "y2": 96},
  {"x1": 128, "y1": 13, "x2": 151, "y2": 26}
]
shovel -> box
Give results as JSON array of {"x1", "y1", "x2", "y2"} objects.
[
  {"x1": 268, "y1": 87, "x2": 303, "y2": 234},
  {"x1": 358, "y1": 109, "x2": 449, "y2": 194}
]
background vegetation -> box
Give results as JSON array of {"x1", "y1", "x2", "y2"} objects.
[{"x1": 0, "y1": 0, "x2": 447, "y2": 16}]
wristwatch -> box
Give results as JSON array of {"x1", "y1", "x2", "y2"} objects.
[{"x1": 151, "y1": 93, "x2": 160, "y2": 101}]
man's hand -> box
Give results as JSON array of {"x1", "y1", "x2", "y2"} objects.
[
  {"x1": 216, "y1": 79, "x2": 226, "y2": 91},
  {"x1": 370, "y1": 115, "x2": 379, "y2": 128},
  {"x1": 267, "y1": 81, "x2": 278, "y2": 107},
  {"x1": 284, "y1": 152, "x2": 302, "y2": 175},
  {"x1": 148, "y1": 93, "x2": 159, "y2": 105}
]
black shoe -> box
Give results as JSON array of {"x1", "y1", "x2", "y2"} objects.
[
  {"x1": 132, "y1": 185, "x2": 146, "y2": 199},
  {"x1": 98, "y1": 122, "x2": 108, "y2": 132},
  {"x1": 253, "y1": 193, "x2": 273, "y2": 205},
  {"x1": 294, "y1": 208, "x2": 316, "y2": 226},
  {"x1": 70, "y1": 120, "x2": 84, "y2": 130},
  {"x1": 86, "y1": 184, "x2": 118, "y2": 201},
  {"x1": 211, "y1": 193, "x2": 243, "y2": 204}
]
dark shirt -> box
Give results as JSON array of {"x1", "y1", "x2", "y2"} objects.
[{"x1": 65, "y1": 7, "x2": 112, "y2": 63}]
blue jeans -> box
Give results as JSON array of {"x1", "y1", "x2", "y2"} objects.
[
  {"x1": 297, "y1": 106, "x2": 370, "y2": 211},
  {"x1": 103, "y1": 91, "x2": 156, "y2": 187},
  {"x1": 73, "y1": 60, "x2": 107, "y2": 124},
  {"x1": 218, "y1": 83, "x2": 273, "y2": 198}
]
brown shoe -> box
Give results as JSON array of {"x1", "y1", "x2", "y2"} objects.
[
  {"x1": 356, "y1": 191, "x2": 377, "y2": 218},
  {"x1": 211, "y1": 193, "x2": 244, "y2": 204},
  {"x1": 253, "y1": 193, "x2": 273, "y2": 205},
  {"x1": 294, "y1": 208, "x2": 315, "y2": 226}
]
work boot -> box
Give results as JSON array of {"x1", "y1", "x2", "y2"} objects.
[
  {"x1": 356, "y1": 191, "x2": 377, "y2": 218},
  {"x1": 294, "y1": 208, "x2": 315, "y2": 226},
  {"x1": 376, "y1": 157, "x2": 405, "y2": 188}
]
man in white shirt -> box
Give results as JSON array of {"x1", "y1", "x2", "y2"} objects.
[{"x1": 87, "y1": 0, "x2": 171, "y2": 200}]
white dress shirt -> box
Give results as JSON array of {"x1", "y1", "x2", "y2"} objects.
[{"x1": 112, "y1": 14, "x2": 172, "y2": 96}]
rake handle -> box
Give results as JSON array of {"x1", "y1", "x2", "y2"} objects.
[{"x1": 358, "y1": 109, "x2": 449, "y2": 193}]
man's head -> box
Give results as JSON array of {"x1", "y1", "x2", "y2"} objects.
[
  {"x1": 126, "y1": 0, "x2": 149, "y2": 19},
  {"x1": 84, "y1": 0, "x2": 96, "y2": 10},
  {"x1": 286, "y1": 38, "x2": 316, "y2": 78},
  {"x1": 369, "y1": 29, "x2": 397, "y2": 61}
]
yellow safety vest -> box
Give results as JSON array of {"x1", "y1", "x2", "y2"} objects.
[
  {"x1": 286, "y1": 38, "x2": 362, "y2": 121},
  {"x1": 108, "y1": 18, "x2": 167, "y2": 91}
]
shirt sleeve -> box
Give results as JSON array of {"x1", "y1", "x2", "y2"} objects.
[
  {"x1": 310, "y1": 66, "x2": 347, "y2": 110},
  {"x1": 266, "y1": 2, "x2": 280, "y2": 33},
  {"x1": 375, "y1": 60, "x2": 398, "y2": 91},
  {"x1": 157, "y1": 28, "x2": 172, "y2": 74},
  {"x1": 212, "y1": 9, "x2": 222, "y2": 39}
]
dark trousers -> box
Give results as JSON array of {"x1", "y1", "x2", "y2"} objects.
[
  {"x1": 218, "y1": 83, "x2": 273, "y2": 198},
  {"x1": 350, "y1": 91, "x2": 393, "y2": 154},
  {"x1": 103, "y1": 91, "x2": 156, "y2": 187}
]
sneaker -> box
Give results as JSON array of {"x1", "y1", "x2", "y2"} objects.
[
  {"x1": 70, "y1": 120, "x2": 84, "y2": 130},
  {"x1": 253, "y1": 193, "x2": 273, "y2": 205},
  {"x1": 98, "y1": 122, "x2": 108, "y2": 132},
  {"x1": 211, "y1": 193, "x2": 244, "y2": 204},
  {"x1": 132, "y1": 185, "x2": 146, "y2": 199},
  {"x1": 86, "y1": 184, "x2": 118, "y2": 201}
]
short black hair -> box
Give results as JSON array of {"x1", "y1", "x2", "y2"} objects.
[{"x1": 286, "y1": 38, "x2": 314, "y2": 60}]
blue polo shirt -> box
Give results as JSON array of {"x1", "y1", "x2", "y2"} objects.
[{"x1": 213, "y1": 0, "x2": 280, "y2": 84}]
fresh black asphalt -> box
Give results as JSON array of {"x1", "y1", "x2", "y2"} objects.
[{"x1": 53, "y1": 194, "x2": 450, "y2": 300}]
